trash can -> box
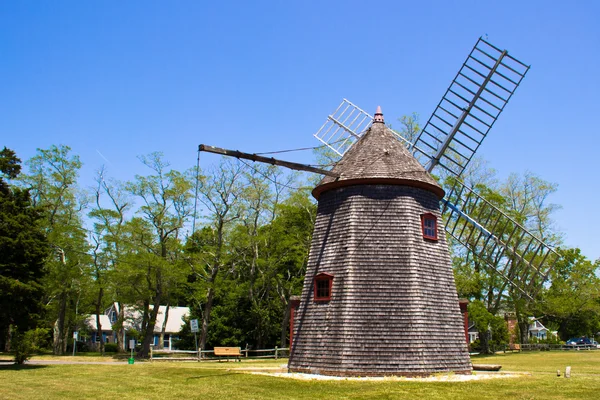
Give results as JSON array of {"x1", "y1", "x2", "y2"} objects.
[{"x1": 128, "y1": 358, "x2": 135, "y2": 365}]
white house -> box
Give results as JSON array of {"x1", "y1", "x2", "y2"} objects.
[
  {"x1": 467, "y1": 317, "x2": 557, "y2": 343},
  {"x1": 528, "y1": 318, "x2": 557, "y2": 340},
  {"x1": 85, "y1": 303, "x2": 190, "y2": 350}
]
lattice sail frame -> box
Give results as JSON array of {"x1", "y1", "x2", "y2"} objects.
[
  {"x1": 312, "y1": 38, "x2": 560, "y2": 300},
  {"x1": 313, "y1": 99, "x2": 373, "y2": 156},
  {"x1": 443, "y1": 179, "x2": 560, "y2": 299},
  {"x1": 314, "y1": 99, "x2": 407, "y2": 156},
  {"x1": 413, "y1": 37, "x2": 530, "y2": 177}
]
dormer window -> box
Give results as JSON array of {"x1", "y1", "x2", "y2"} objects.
[
  {"x1": 314, "y1": 273, "x2": 334, "y2": 301},
  {"x1": 421, "y1": 213, "x2": 438, "y2": 241}
]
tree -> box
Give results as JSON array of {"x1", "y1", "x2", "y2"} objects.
[
  {"x1": 88, "y1": 170, "x2": 132, "y2": 352},
  {"x1": 191, "y1": 158, "x2": 244, "y2": 350},
  {"x1": 0, "y1": 148, "x2": 49, "y2": 351},
  {"x1": 468, "y1": 300, "x2": 508, "y2": 354},
  {"x1": 21, "y1": 145, "x2": 91, "y2": 354},
  {"x1": 540, "y1": 248, "x2": 600, "y2": 340},
  {"x1": 393, "y1": 112, "x2": 421, "y2": 148},
  {"x1": 125, "y1": 152, "x2": 194, "y2": 358}
]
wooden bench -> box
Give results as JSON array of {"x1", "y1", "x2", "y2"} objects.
[{"x1": 213, "y1": 347, "x2": 242, "y2": 362}]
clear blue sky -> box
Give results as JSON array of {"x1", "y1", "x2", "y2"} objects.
[{"x1": 1, "y1": 1, "x2": 598, "y2": 261}]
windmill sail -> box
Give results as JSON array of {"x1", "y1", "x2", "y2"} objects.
[
  {"x1": 443, "y1": 179, "x2": 560, "y2": 299},
  {"x1": 412, "y1": 37, "x2": 529, "y2": 177},
  {"x1": 313, "y1": 99, "x2": 374, "y2": 156}
]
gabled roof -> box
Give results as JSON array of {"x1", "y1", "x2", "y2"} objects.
[
  {"x1": 85, "y1": 315, "x2": 112, "y2": 332},
  {"x1": 99, "y1": 303, "x2": 190, "y2": 334},
  {"x1": 528, "y1": 318, "x2": 548, "y2": 332},
  {"x1": 312, "y1": 117, "x2": 444, "y2": 199}
]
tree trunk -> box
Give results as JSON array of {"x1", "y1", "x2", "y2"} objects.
[
  {"x1": 200, "y1": 287, "x2": 215, "y2": 350},
  {"x1": 95, "y1": 287, "x2": 105, "y2": 355},
  {"x1": 479, "y1": 329, "x2": 492, "y2": 354},
  {"x1": 116, "y1": 302, "x2": 125, "y2": 352},
  {"x1": 138, "y1": 295, "x2": 161, "y2": 358},
  {"x1": 280, "y1": 300, "x2": 291, "y2": 348},
  {"x1": 4, "y1": 325, "x2": 13, "y2": 352},
  {"x1": 159, "y1": 303, "x2": 170, "y2": 350},
  {"x1": 53, "y1": 291, "x2": 67, "y2": 355},
  {"x1": 518, "y1": 320, "x2": 530, "y2": 345},
  {"x1": 515, "y1": 305, "x2": 530, "y2": 345}
]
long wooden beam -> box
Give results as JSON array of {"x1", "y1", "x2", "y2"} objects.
[{"x1": 198, "y1": 144, "x2": 339, "y2": 178}]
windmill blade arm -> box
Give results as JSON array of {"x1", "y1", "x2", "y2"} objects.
[{"x1": 198, "y1": 144, "x2": 339, "y2": 177}]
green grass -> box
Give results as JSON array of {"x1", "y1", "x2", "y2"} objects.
[{"x1": 1, "y1": 352, "x2": 599, "y2": 399}]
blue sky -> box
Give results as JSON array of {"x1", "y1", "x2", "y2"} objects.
[{"x1": 1, "y1": 1, "x2": 599, "y2": 261}]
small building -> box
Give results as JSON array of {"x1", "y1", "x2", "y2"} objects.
[
  {"x1": 528, "y1": 318, "x2": 557, "y2": 340},
  {"x1": 468, "y1": 323, "x2": 479, "y2": 343},
  {"x1": 85, "y1": 303, "x2": 190, "y2": 350}
]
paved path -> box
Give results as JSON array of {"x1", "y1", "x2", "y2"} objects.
[{"x1": 25, "y1": 360, "x2": 131, "y2": 365}]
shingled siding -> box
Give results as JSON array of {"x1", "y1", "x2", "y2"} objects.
[{"x1": 288, "y1": 185, "x2": 472, "y2": 376}]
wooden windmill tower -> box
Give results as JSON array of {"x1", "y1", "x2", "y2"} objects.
[
  {"x1": 199, "y1": 38, "x2": 560, "y2": 377},
  {"x1": 286, "y1": 108, "x2": 472, "y2": 376}
]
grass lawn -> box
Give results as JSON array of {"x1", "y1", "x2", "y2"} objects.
[{"x1": 1, "y1": 351, "x2": 599, "y2": 399}]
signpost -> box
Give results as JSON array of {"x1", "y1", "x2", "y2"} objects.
[
  {"x1": 190, "y1": 319, "x2": 199, "y2": 359},
  {"x1": 72, "y1": 331, "x2": 78, "y2": 356},
  {"x1": 129, "y1": 339, "x2": 136, "y2": 364}
]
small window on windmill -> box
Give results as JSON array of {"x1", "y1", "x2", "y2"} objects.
[
  {"x1": 314, "y1": 273, "x2": 334, "y2": 301},
  {"x1": 421, "y1": 213, "x2": 438, "y2": 241}
]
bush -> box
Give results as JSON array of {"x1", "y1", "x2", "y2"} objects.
[
  {"x1": 11, "y1": 327, "x2": 49, "y2": 364},
  {"x1": 104, "y1": 343, "x2": 118, "y2": 353}
]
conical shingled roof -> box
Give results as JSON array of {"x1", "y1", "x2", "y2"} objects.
[{"x1": 313, "y1": 116, "x2": 444, "y2": 200}]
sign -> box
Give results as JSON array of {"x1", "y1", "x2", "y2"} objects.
[
  {"x1": 73, "y1": 331, "x2": 78, "y2": 340},
  {"x1": 129, "y1": 339, "x2": 136, "y2": 350},
  {"x1": 190, "y1": 319, "x2": 199, "y2": 333}
]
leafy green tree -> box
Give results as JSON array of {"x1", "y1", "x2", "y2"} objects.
[
  {"x1": 0, "y1": 148, "x2": 49, "y2": 351},
  {"x1": 540, "y1": 248, "x2": 600, "y2": 340},
  {"x1": 21, "y1": 145, "x2": 91, "y2": 354},
  {"x1": 468, "y1": 300, "x2": 508, "y2": 354},
  {"x1": 192, "y1": 158, "x2": 245, "y2": 350},
  {"x1": 125, "y1": 153, "x2": 194, "y2": 358}
]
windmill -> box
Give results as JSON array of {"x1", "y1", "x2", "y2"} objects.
[
  {"x1": 199, "y1": 37, "x2": 559, "y2": 376},
  {"x1": 312, "y1": 38, "x2": 559, "y2": 301}
]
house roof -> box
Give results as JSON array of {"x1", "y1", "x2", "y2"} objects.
[
  {"x1": 528, "y1": 318, "x2": 548, "y2": 332},
  {"x1": 85, "y1": 315, "x2": 112, "y2": 332},
  {"x1": 97, "y1": 303, "x2": 190, "y2": 334},
  {"x1": 312, "y1": 113, "x2": 444, "y2": 200}
]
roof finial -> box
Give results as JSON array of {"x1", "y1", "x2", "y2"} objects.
[{"x1": 373, "y1": 105, "x2": 384, "y2": 123}]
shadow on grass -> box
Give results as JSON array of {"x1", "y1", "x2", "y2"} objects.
[
  {"x1": 186, "y1": 372, "x2": 241, "y2": 380},
  {"x1": 0, "y1": 363, "x2": 48, "y2": 371}
]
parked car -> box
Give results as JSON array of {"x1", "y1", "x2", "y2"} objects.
[{"x1": 566, "y1": 337, "x2": 594, "y2": 348}]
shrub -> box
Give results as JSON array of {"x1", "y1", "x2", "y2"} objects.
[
  {"x1": 11, "y1": 327, "x2": 49, "y2": 364},
  {"x1": 104, "y1": 343, "x2": 119, "y2": 353}
]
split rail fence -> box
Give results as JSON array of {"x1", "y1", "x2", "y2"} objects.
[
  {"x1": 484, "y1": 343, "x2": 600, "y2": 354},
  {"x1": 150, "y1": 346, "x2": 290, "y2": 362}
]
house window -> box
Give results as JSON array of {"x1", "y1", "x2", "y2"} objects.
[
  {"x1": 314, "y1": 273, "x2": 334, "y2": 301},
  {"x1": 421, "y1": 213, "x2": 438, "y2": 240}
]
